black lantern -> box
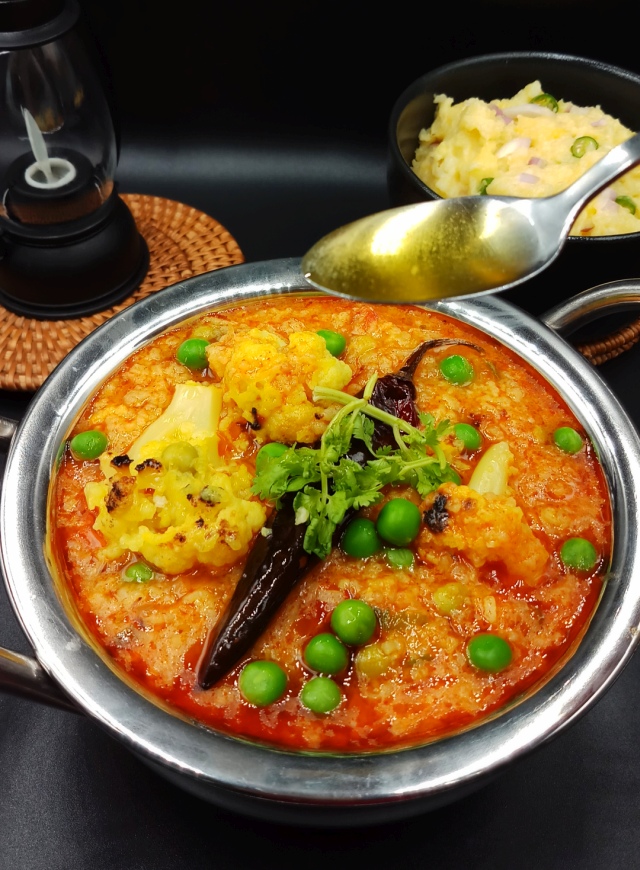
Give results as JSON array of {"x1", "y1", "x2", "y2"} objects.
[{"x1": 0, "y1": 0, "x2": 148, "y2": 318}]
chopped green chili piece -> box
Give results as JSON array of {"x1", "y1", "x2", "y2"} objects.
[
  {"x1": 615, "y1": 195, "x2": 637, "y2": 215},
  {"x1": 571, "y1": 137, "x2": 599, "y2": 158},
  {"x1": 478, "y1": 177, "x2": 494, "y2": 195},
  {"x1": 529, "y1": 93, "x2": 559, "y2": 112}
]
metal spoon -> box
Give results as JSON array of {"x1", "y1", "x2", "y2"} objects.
[{"x1": 302, "y1": 132, "x2": 640, "y2": 303}]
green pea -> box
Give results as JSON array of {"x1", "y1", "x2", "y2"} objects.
[
  {"x1": 255, "y1": 441, "x2": 288, "y2": 472},
  {"x1": 439, "y1": 354, "x2": 474, "y2": 385},
  {"x1": 341, "y1": 517, "x2": 380, "y2": 558},
  {"x1": 161, "y1": 441, "x2": 199, "y2": 472},
  {"x1": 571, "y1": 136, "x2": 599, "y2": 158},
  {"x1": 70, "y1": 430, "x2": 108, "y2": 460},
  {"x1": 384, "y1": 547, "x2": 414, "y2": 570},
  {"x1": 176, "y1": 338, "x2": 209, "y2": 370},
  {"x1": 238, "y1": 660, "x2": 287, "y2": 707},
  {"x1": 478, "y1": 177, "x2": 494, "y2": 195},
  {"x1": 317, "y1": 329, "x2": 347, "y2": 357},
  {"x1": 304, "y1": 633, "x2": 349, "y2": 674},
  {"x1": 300, "y1": 676, "x2": 342, "y2": 714},
  {"x1": 123, "y1": 561, "x2": 154, "y2": 583},
  {"x1": 454, "y1": 422, "x2": 483, "y2": 451},
  {"x1": 560, "y1": 537, "x2": 598, "y2": 571},
  {"x1": 615, "y1": 195, "x2": 636, "y2": 215},
  {"x1": 376, "y1": 498, "x2": 422, "y2": 547},
  {"x1": 467, "y1": 633, "x2": 512, "y2": 672},
  {"x1": 553, "y1": 426, "x2": 583, "y2": 455},
  {"x1": 529, "y1": 92, "x2": 559, "y2": 112},
  {"x1": 331, "y1": 599, "x2": 377, "y2": 646}
]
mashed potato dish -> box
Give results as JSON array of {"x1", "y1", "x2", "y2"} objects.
[
  {"x1": 51, "y1": 296, "x2": 611, "y2": 751},
  {"x1": 412, "y1": 81, "x2": 640, "y2": 236}
]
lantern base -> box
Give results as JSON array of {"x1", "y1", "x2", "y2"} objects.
[{"x1": 0, "y1": 191, "x2": 149, "y2": 320}]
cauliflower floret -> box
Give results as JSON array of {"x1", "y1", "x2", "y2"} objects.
[
  {"x1": 418, "y1": 483, "x2": 549, "y2": 586},
  {"x1": 207, "y1": 327, "x2": 352, "y2": 444},
  {"x1": 85, "y1": 456, "x2": 266, "y2": 575}
]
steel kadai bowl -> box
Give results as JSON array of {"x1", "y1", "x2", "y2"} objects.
[{"x1": 2, "y1": 258, "x2": 640, "y2": 826}]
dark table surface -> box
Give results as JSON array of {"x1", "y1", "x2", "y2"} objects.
[{"x1": 3, "y1": 0, "x2": 640, "y2": 865}]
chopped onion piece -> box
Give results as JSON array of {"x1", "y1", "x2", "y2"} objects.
[
  {"x1": 528, "y1": 156, "x2": 547, "y2": 168},
  {"x1": 502, "y1": 104, "x2": 554, "y2": 119},
  {"x1": 569, "y1": 106, "x2": 592, "y2": 116},
  {"x1": 598, "y1": 186, "x2": 616, "y2": 201},
  {"x1": 496, "y1": 137, "x2": 531, "y2": 158},
  {"x1": 591, "y1": 119, "x2": 607, "y2": 127},
  {"x1": 594, "y1": 188, "x2": 618, "y2": 212},
  {"x1": 85, "y1": 528, "x2": 104, "y2": 550},
  {"x1": 490, "y1": 103, "x2": 513, "y2": 124},
  {"x1": 518, "y1": 173, "x2": 539, "y2": 184}
]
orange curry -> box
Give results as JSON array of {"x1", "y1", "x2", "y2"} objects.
[{"x1": 51, "y1": 297, "x2": 611, "y2": 751}]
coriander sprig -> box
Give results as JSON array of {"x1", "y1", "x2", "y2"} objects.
[{"x1": 251, "y1": 379, "x2": 456, "y2": 558}]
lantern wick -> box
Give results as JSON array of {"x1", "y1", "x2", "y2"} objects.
[{"x1": 21, "y1": 107, "x2": 76, "y2": 190}]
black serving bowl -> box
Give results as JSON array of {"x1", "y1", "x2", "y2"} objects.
[{"x1": 388, "y1": 52, "x2": 640, "y2": 316}]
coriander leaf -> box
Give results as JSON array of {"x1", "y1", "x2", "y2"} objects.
[
  {"x1": 352, "y1": 414, "x2": 375, "y2": 452},
  {"x1": 252, "y1": 446, "x2": 321, "y2": 501},
  {"x1": 302, "y1": 513, "x2": 336, "y2": 559},
  {"x1": 322, "y1": 411, "x2": 361, "y2": 466},
  {"x1": 326, "y1": 490, "x2": 351, "y2": 524},
  {"x1": 252, "y1": 370, "x2": 457, "y2": 559},
  {"x1": 293, "y1": 487, "x2": 324, "y2": 522}
]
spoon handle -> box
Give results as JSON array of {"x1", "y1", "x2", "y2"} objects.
[{"x1": 554, "y1": 131, "x2": 640, "y2": 230}]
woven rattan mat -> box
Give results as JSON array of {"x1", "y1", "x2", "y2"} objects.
[
  {"x1": 576, "y1": 317, "x2": 640, "y2": 365},
  {"x1": 0, "y1": 194, "x2": 244, "y2": 392}
]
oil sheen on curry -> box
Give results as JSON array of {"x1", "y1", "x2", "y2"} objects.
[{"x1": 51, "y1": 297, "x2": 611, "y2": 752}]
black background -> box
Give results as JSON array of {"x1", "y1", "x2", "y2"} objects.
[
  {"x1": 79, "y1": 0, "x2": 632, "y2": 142},
  {"x1": 77, "y1": 0, "x2": 640, "y2": 266},
  {"x1": 2, "y1": 0, "x2": 640, "y2": 867}
]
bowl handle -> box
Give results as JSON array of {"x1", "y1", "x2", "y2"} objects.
[
  {"x1": 1, "y1": 414, "x2": 79, "y2": 713},
  {"x1": 542, "y1": 279, "x2": 640, "y2": 339},
  {"x1": 0, "y1": 647, "x2": 79, "y2": 712}
]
